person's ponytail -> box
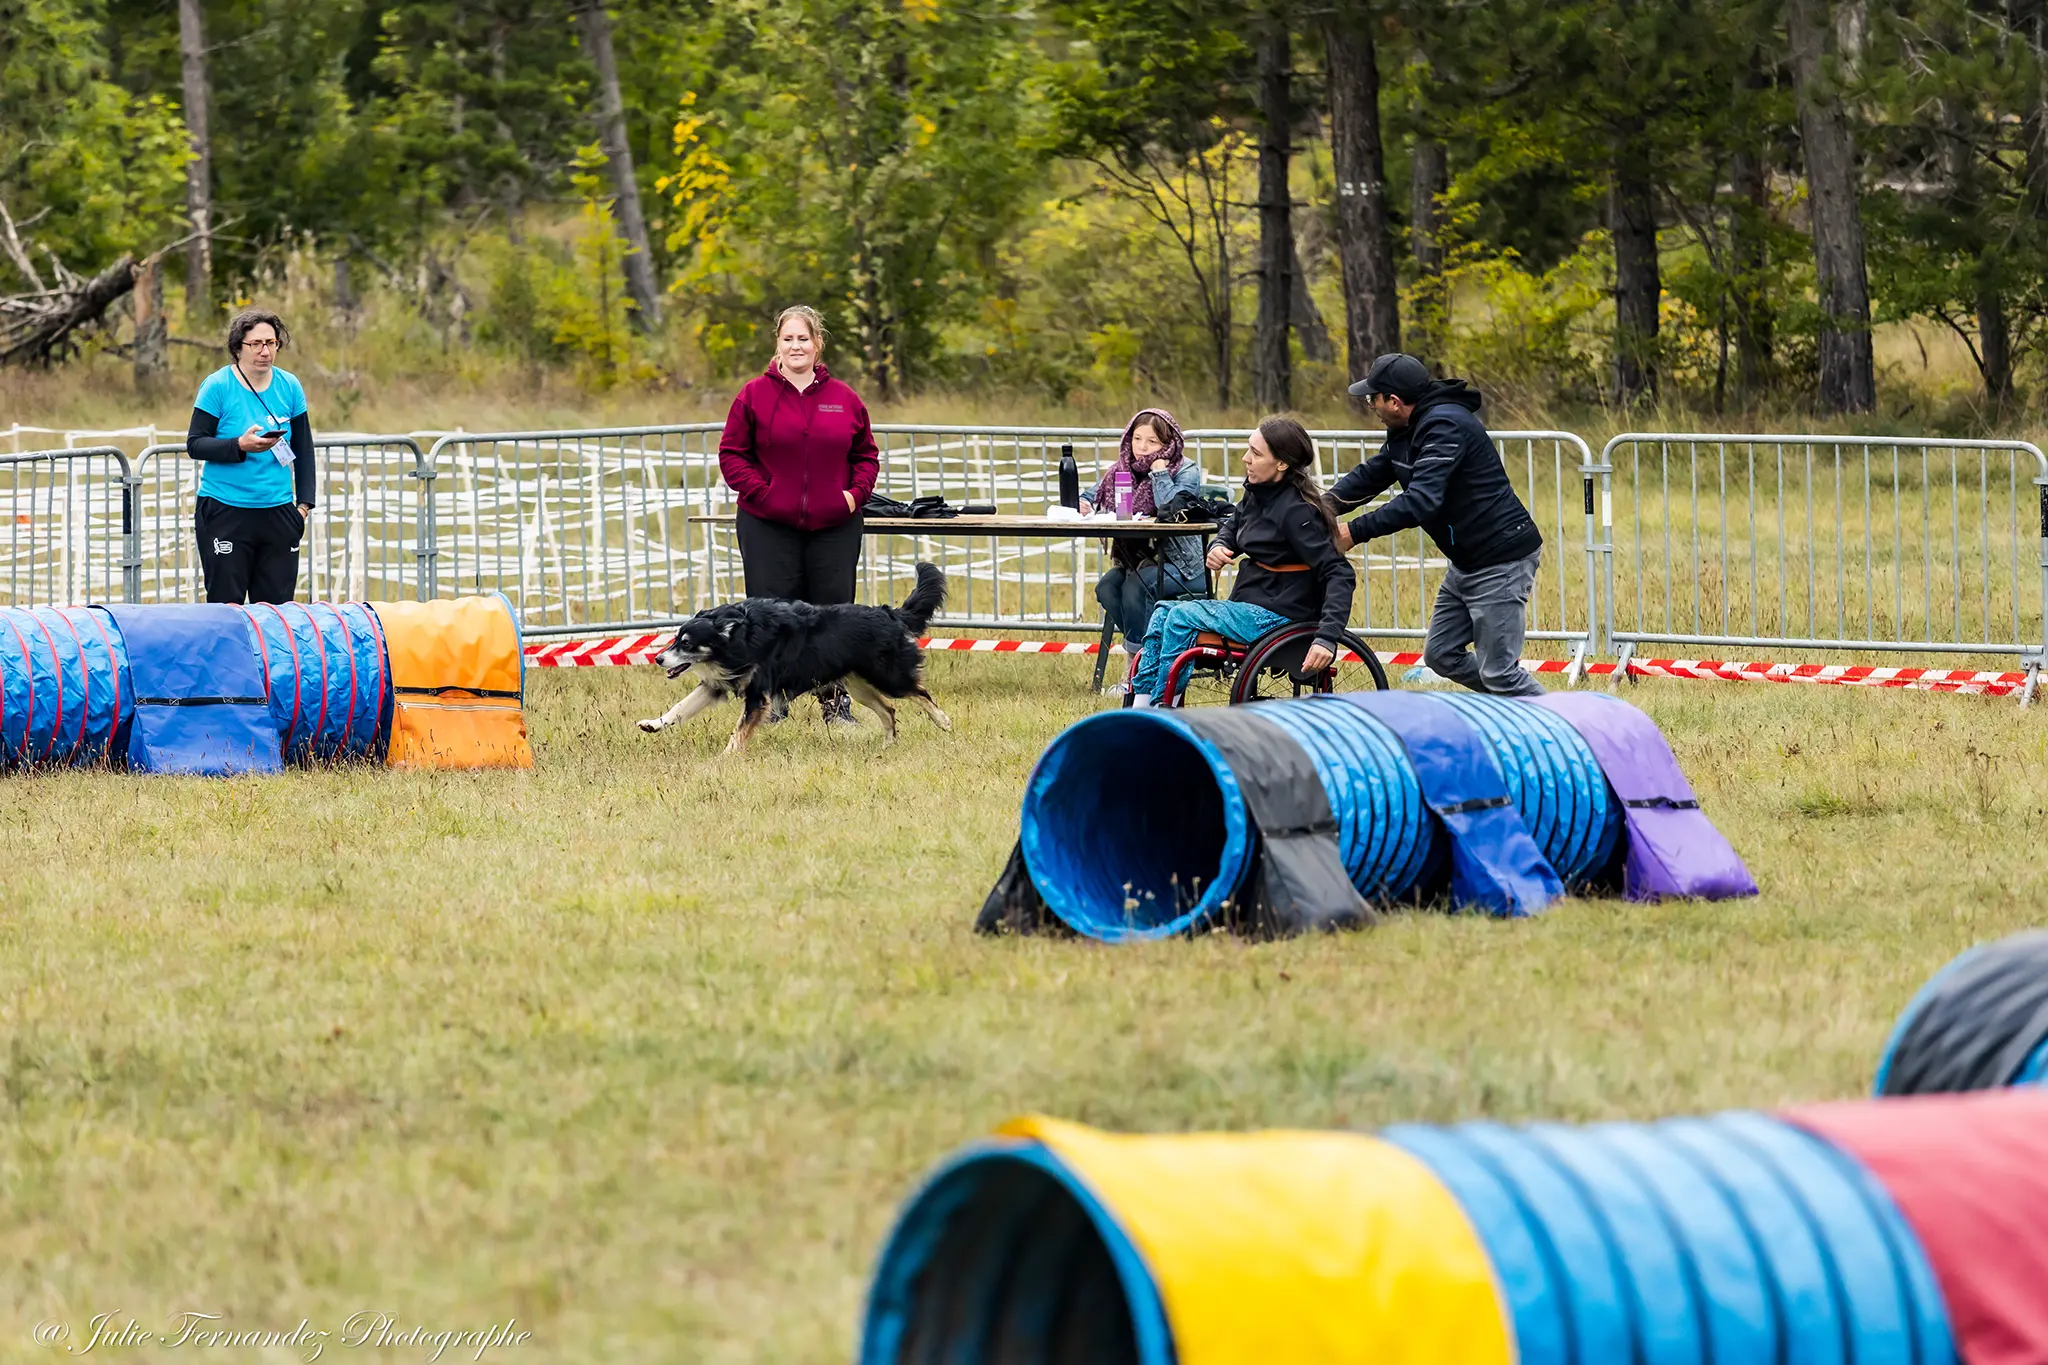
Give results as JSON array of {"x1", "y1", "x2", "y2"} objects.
[{"x1": 1257, "y1": 416, "x2": 1340, "y2": 539}]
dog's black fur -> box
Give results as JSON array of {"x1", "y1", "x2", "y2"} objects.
[{"x1": 637, "y1": 563, "x2": 951, "y2": 751}]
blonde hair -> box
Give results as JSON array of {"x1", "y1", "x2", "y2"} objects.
[{"x1": 773, "y1": 304, "x2": 828, "y2": 354}]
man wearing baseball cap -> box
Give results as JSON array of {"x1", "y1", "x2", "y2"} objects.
[{"x1": 1329, "y1": 353, "x2": 1546, "y2": 696}]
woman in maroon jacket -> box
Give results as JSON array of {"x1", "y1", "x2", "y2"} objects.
[{"x1": 717, "y1": 304, "x2": 881, "y2": 722}]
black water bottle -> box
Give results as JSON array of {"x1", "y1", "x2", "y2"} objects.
[{"x1": 1058, "y1": 443, "x2": 1080, "y2": 510}]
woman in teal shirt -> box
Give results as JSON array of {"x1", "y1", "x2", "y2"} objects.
[{"x1": 185, "y1": 308, "x2": 315, "y2": 603}]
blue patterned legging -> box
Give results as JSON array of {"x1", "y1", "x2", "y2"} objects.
[{"x1": 1130, "y1": 599, "x2": 1291, "y2": 697}]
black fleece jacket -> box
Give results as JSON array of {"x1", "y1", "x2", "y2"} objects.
[
  {"x1": 186, "y1": 408, "x2": 317, "y2": 508},
  {"x1": 1329, "y1": 380, "x2": 1539, "y2": 570},
  {"x1": 1213, "y1": 479, "x2": 1356, "y2": 646}
]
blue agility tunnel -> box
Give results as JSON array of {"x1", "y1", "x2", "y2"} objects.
[
  {"x1": 100, "y1": 603, "x2": 283, "y2": 776},
  {"x1": 1435, "y1": 693, "x2": 1622, "y2": 888},
  {"x1": 861, "y1": 1097, "x2": 2008, "y2": 1365},
  {"x1": 983, "y1": 692, "x2": 1753, "y2": 941},
  {"x1": 239, "y1": 602, "x2": 390, "y2": 763},
  {"x1": 0, "y1": 599, "x2": 516, "y2": 777},
  {"x1": 1874, "y1": 931, "x2": 2048, "y2": 1095},
  {"x1": 0, "y1": 606, "x2": 132, "y2": 768}
]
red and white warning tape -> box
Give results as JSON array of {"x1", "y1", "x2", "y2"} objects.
[
  {"x1": 524, "y1": 634, "x2": 2032, "y2": 697},
  {"x1": 525, "y1": 635, "x2": 670, "y2": 667},
  {"x1": 1593, "y1": 657, "x2": 2032, "y2": 697}
]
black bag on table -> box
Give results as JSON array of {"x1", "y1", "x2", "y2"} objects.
[{"x1": 862, "y1": 493, "x2": 997, "y2": 519}]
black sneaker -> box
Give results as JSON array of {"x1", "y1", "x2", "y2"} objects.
[{"x1": 818, "y1": 686, "x2": 857, "y2": 727}]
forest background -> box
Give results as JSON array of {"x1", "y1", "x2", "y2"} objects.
[{"x1": 4, "y1": 0, "x2": 2045, "y2": 434}]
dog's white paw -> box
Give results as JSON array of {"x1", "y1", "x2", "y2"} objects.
[
  {"x1": 636, "y1": 718, "x2": 663, "y2": 733},
  {"x1": 932, "y1": 710, "x2": 953, "y2": 732}
]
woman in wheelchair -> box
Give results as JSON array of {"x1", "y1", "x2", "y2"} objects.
[
  {"x1": 1083, "y1": 408, "x2": 1206, "y2": 643},
  {"x1": 1126, "y1": 417, "x2": 1356, "y2": 707}
]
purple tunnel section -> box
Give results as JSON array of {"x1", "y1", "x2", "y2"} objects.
[{"x1": 1529, "y1": 692, "x2": 1758, "y2": 902}]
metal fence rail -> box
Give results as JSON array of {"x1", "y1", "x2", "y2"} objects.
[
  {"x1": 422, "y1": 425, "x2": 719, "y2": 635},
  {"x1": 16, "y1": 422, "x2": 2048, "y2": 698},
  {"x1": 0, "y1": 446, "x2": 135, "y2": 608},
  {"x1": 1291, "y1": 429, "x2": 1597, "y2": 666},
  {"x1": 132, "y1": 437, "x2": 433, "y2": 604},
  {"x1": 458, "y1": 422, "x2": 1601, "y2": 648},
  {"x1": 0, "y1": 424, "x2": 1606, "y2": 663},
  {"x1": 1598, "y1": 433, "x2": 2048, "y2": 695}
]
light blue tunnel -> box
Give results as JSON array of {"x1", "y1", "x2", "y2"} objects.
[
  {"x1": 860, "y1": 1107, "x2": 1962, "y2": 1365},
  {"x1": 1385, "y1": 1113, "x2": 1954, "y2": 1365}
]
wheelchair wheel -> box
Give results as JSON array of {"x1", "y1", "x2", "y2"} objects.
[{"x1": 1229, "y1": 625, "x2": 1389, "y2": 703}]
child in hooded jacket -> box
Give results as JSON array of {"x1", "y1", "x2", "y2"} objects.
[{"x1": 1083, "y1": 408, "x2": 1207, "y2": 650}]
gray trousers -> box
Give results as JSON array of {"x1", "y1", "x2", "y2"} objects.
[{"x1": 1423, "y1": 548, "x2": 1545, "y2": 697}]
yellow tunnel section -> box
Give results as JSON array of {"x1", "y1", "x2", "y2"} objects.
[
  {"x1": 858, "y1": 1114, "x2": 1512, "y2": 1365},
  {"x1": 370, "y1": 596, "x2": 533, "y2": 770}
]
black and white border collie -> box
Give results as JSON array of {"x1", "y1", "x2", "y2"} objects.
[{"x1": 637, "y1": 563, "x2": 952, "y2": 753}]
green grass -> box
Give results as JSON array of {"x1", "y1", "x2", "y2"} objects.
[{"x1": 2, "y1": 657, "x2": 2044, "y2": 1362}]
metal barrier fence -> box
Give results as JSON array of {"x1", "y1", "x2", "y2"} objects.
[
  {"x1": 417, "y1": 423, "x2": 1597, "y2": 647},
  {"x1": 0, "y1": 446, "x2": 136, "y2": 608},
  {"x1": 1597, "y1": 433, "x2": 2048, "y2": 697},
  {"x1": 841, "y1": 427, "x2": 1596, "y2": 656},
  {"x1": 422, "y1": 426, "x2": 716, "y2": 636},
  {"x1": 130, "y1": 437, "x2": 433, "y2": 604},
  {"x1": 12, "y1": 424, "x2": 2048, "y2": 697},
  {"x1": 5, "y1": 424, "x2": 168, "y2": 455}
]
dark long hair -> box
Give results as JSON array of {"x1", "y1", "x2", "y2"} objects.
[{"x1": 1257, "y1": 416, "x2": 1339, "y2": 539}]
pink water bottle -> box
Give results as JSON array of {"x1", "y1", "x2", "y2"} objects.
[{"x1": 1113, "y1": 469, "x2": 1134, "y2": 519}]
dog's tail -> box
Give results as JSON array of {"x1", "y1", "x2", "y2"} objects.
[{"x1": 894, "y1": 562, "x2": 947, "y2": 636}]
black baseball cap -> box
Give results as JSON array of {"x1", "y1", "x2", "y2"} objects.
[{"x1": 1347, "y1": 353, "x2": 1431, "y2": 402}]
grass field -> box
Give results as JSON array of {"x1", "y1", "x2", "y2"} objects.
[{"x1": 2, "y1": 657, "x2": 2044, "y2": 1363}]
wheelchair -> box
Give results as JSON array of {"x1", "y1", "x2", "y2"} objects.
[{"x1": 1120, "y1": 619, "x2": 1390, "y2": 707}]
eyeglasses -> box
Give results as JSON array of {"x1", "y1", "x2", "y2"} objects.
[{"x1": 242, "y1": 338, "x2": 281, "y2": 351}]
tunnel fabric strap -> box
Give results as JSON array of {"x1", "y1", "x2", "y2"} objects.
[
  {"x1": 1529, "y1": 692, "x2": 1758, "y2": 902},
  {"x1": 99, "y1": 604, "x2": 282, "y2": 776},
  {"x1": 1880, "y1": 932, "x2": 2048, "y2": 1096},
  {"x1": 1175, "y1": 707, "x2": 1376, "y2": 936},
  {"x1": 1338, "y1": 692, "x2": 1561, "y2": 917}
]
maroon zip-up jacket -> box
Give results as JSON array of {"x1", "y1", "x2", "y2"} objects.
[{"x1": 718, "y1": 361, "x2": 881, "y2": 532}]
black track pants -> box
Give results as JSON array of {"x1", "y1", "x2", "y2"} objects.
[
  {"x1": 196, "y1": 496, "x2": 303, "y2": 604},
  {"x1": 735, "y1": 508, "x2": 863, "y2": 604}
]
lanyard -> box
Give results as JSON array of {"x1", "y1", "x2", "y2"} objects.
[{"x1": 233, "y1": 363, "x2": 286, "y2": 430}]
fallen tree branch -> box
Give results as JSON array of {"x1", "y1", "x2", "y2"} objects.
[
  {"x1": 0, "y1": 252, "x2": 136, "y2": 365},
  {"x1": 0, "y1": 201, "x2": 236, "y2": 366}
]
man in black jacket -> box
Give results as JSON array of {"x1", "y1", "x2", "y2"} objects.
[{"x1": 1329, "y1": 353, "x2": 1546, "y2": 696}]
